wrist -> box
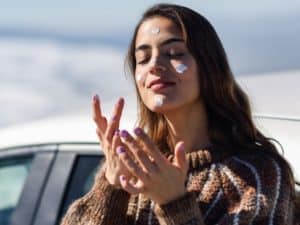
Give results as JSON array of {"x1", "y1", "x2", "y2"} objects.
[
  {"x1": 105, "y1": 171, "x2": 121, "y2": 188},
  {"x1": 156, "y1": 189, "x2": 187, "y2": 205}
]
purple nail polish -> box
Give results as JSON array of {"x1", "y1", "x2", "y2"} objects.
[
  {"x1": 120, "y1": 130, "x2": 129, "y2": 138},
  {"x1": 179, "y1": 143, "x2": 185, "y2": 152},
  {"x1": 134, "y1": 127, "x2": 143, "y2": 136},
  {"x1": 116, "y1": 146, "x2": 125, "y2": 154},
  {"x1": 120, "y1": 175, "x2": 126, "y2": 181}
]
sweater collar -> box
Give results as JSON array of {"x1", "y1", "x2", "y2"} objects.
[{"x1": 166, "y1": 146, "x2": 230, "y2": 170}]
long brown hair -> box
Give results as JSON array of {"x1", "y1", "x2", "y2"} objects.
[
  {"x1": 125, "y1": 4, "x2": 298, "y2": 214},
  {"x1": 126, "y1": 4, "x2": 282, "y2": 153}
]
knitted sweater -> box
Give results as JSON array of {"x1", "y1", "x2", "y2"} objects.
[{"x1": 60, "y1": 148, "x2": 295, "y2": 225}]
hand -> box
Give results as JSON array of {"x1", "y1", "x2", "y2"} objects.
[
  {"x1": 116, "y1": 128, "x2": 188, "y2": 205},
  {"x1": 92, "y1": 95, "x2": 132, "y2": 187}
]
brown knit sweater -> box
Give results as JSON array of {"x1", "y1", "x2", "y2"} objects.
[{"x1": 60, "y1": 148, "x2": 296, "y2": 225}]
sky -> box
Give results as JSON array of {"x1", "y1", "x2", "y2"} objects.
[
  {"x1": 0, "y1": 0, "x2": 299, "y2": 128},
  {"x1": 1, "y1": 0, "x2": 300, "y2": 36}
]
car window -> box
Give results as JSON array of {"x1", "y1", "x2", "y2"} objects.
[
  {"x1": 57, "y1": 155, "x2": 103, "y2": 224},
  {"x1": 0, "y1": 156, "x2": 33, "y2": 225}
]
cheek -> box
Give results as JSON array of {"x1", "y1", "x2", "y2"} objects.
[
  {"x1": 134, "y1": 74, "x2": 154, "y2": 109},
  {"x1": 189, "y1": 70, "x2": 201, "y2": 99},
  {"x1": 174, "y1": 60, "x2": 200, "y2": 96},
  {"x1": 187, "y1": 66, "x2": 200, "y2": 91},
  {"x1": 134, "y1": 70, "x2": 146, "y2": 87},
  {"x1": 175, "y1": 63, "x2": 188, "y2": 74},
  {"x1": 135, "y1": 74, "x2": 143, "y2": 84},
  {"x1": 134, "y1": 71, "x2": 147, "y2": 98},
  {"x1": 170, "y1": 59, "x2": 190, "y2": 76}
]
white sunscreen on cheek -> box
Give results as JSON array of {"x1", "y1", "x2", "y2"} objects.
[
  {"x1": 136, "y1": 74, "x2": 143, "y2": 82},
  {"x1": 136, "y1": 73, "x2": 147, "y2": 87},
  {"x1": 175, "y1": 64, "x2": 188, "y2": 74},
  {"x1": 154, "y1": 95, "x2": 163, "y2": 107}
]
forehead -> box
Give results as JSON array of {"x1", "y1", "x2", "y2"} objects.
[{"x1": 135, "y1": 17, "x2": 182, "y2": 46}]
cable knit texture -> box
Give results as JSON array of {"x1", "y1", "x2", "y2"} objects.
[{"x1": 60, "y1": 148, "x2": 296, "y2": 225}]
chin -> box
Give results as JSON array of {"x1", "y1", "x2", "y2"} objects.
[
  {"x1": 148, "y1": 103, "x2": 179, "y2": 114},
  {"x1": 149, "y1": 106, "x2": 167, "y2": 114},
  {"x1": 143, "y1": 95, "x2": 185, "y2": 113}
]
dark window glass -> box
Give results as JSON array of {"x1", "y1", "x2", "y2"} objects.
[
  {"x1": 57, "y1": 155, "x2": 103, "y2": 223},
  {"x1": 0, "y1": 156, "x2": 33, "y2": 225}
]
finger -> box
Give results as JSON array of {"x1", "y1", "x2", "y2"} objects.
[
  {"x1": 92, "y1": 94, "x2": 107, "y2": 133},
  {"x1": 111, "y1": 130, "x2": 121, "y2": 154},
  {"x1": 119, "y1": 175, "x2": 144, "y2": 195},
  {"x1": 120, "y1": 130, "x2": 157, "y2": 173},
  {"x1": 133, "y1": 127, "x2": 166, "y2": 165},
  {"x1": 96, "y1": 123, "x2": 107, "y2": 143},
  {"x1": 96, "y1": 128, "x2": 107, "y2": 154},
  {"x1": 112, "y1": 131, "x2": 137, "y2": 163},
  {"x1": 173, "y1": 141, "x2": 188, "y2": 173},
  {"x1": 111, "y1": 97, "x2": 124, "y2": 128},
  {"x1": 116, "y1": 146, "x2": 149, "y2": 183},
  {"x1": 105, "y1": 98, "x2": 125, "y2": 142}
]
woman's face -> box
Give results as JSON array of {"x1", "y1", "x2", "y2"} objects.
[{"x1": 134, "y1": 16, "x2": 200, "y2": 113}]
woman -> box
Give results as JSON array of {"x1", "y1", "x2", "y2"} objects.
[{"x1": 60, "y1": 3, "x2": 299, "y2": 225}]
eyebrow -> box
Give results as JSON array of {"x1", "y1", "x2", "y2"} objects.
[{"x1": 135, "y1": 37, "x2": 184, "y2": 52}]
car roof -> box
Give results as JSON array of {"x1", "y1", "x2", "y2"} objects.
[
  {"x1": 0, "y1": 98, "x2": 138, "y2": 150},
  {"x1": 237, "y1": 70, "x2": 300, "y2": 119},
  {"x1": 0, "y1": 112, "x2": 137, "y2": 150}
]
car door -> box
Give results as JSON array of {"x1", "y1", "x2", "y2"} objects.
[
  {"x1": 32, "y1": 144, "x2": 103, "y2": 225},
  {"x1": 0, "y1": 146, "x2": 56, "y2": 225}
]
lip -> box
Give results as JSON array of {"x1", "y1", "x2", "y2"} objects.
[
  {"x1": 147, "y1": 79, "x2": 176, "y2": 92},
  {"x1": 148, "y1": 79, "x2": 176, "y2": 89}
]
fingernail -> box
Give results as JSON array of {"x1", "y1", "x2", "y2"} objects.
[
  {"x1": 134, "y1": 127, "x2": 143, "y2": 136},
  {"x1": 120, "y1": 175, "x2": 126, "y2": 181},
  {"x1": 114, "y1": 129, "x2": 120, "y2": 136},
  {"x1": 115, "y1": 97, "x2": 123, "y2": 107},
  {"x1": 93, "y1": 94, "x2": 99, "y2": 102},
  {"x1": 116, "y1": 146, "x2": 125, "y2": 154},
  {"x1": 118, "y1": 97, "x2": 124, "y2": 104},
  {"x1": 179, "y1": 143, "x2": 185, "y2": 152},
  {"x1": 120, "y1": 130, "x2": 129, "y2": 139}
]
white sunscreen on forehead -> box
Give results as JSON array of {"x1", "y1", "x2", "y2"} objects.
[
  {"x1": 154, "y1": 95, "x2": 163, "y2": 107},
  {"x1": 175, "y1": 64, "x2": 188, "y2": 74},
  {"x1": 150, "y1": 27, "x2": 160, "y2": 35}
]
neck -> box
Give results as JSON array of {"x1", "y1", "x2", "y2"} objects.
[{"x1": 164, "y1": 100, "x2": 211, "y2": 153}]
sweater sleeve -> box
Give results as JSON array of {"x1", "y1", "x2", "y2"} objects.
[
  {"x1": 59, "y1": 165, "x2": 132, "y2": 225},
  {"x1": 217, "y1": 154, "x2": 295, "y2": 225}
]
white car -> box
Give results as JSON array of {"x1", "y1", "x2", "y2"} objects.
[
  {"x1": 238, "y1": 70, "x2": 300, "y2": 180},
  {"x1": 0, "y1": 101, "x2": 137, "y2": 225}
]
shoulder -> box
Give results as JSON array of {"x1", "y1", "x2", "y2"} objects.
[
  {"x1": 185, "y1": 149, "x2": 294, "y2": 222},
  {"x1": 219, "y1": 150, "x2": 293, "y2": 190},
  {"x1": 217, "y1": 149, "x2": 294, "y2": 221}
]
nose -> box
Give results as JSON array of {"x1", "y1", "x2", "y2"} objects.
[{"x1": 149, "y1": 56, "x2": 166, "y2": 74}]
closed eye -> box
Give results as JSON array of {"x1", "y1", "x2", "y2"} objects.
[
  {"x1": 166, "y1": 52, "x2": 185, "y2": 59},
  {"x1": 137, "y1": 57, "x2": 150, "y2": 65}
]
